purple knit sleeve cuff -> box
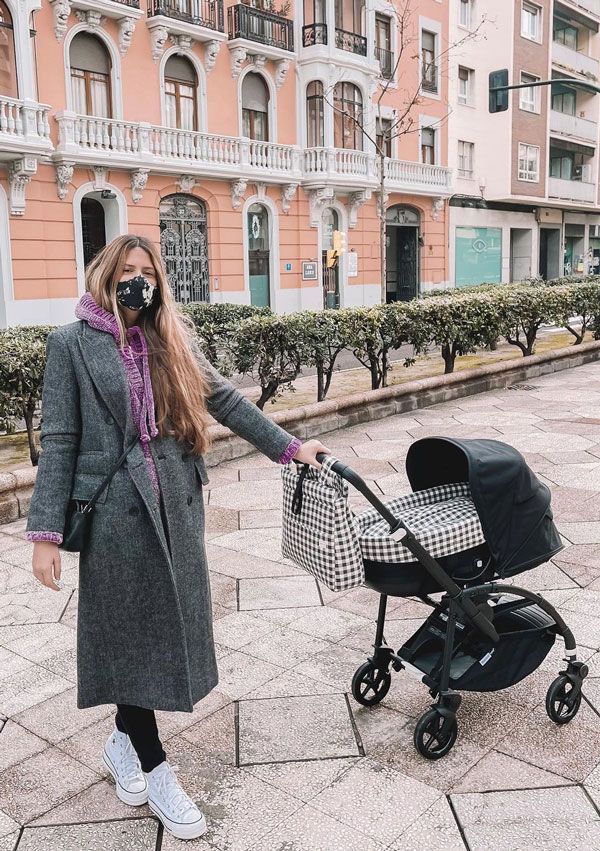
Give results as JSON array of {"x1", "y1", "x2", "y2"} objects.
[
  {"x1": 279, "y1": 437, "x2": 302, "y2": 465},
  {"x1": 26, "y1": 531, "x2": 63, "y2": 544}
]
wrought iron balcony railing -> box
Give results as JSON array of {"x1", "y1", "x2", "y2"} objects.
[
  {"x1": 302, "y1": 22, "x2": 327, "y2": 46},
  {"x1": 228, "y1": 4, "x2": 294, "y2": 51},
  {"x1": 147, "y1": 0, "x2": 224, "y2": 30},
  {"x1": 375, "y1": 45, "x2": 394, "y2": 79},
  {"x1": 334, "y1": 27, "x2": 367, "y2": 56}
]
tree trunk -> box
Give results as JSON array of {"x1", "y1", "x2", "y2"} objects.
[
  {"x1": 379, "y1": 153, "x2": 387, "y2": 305},
  {"x1": 316, "y1": 363, "x2": 325, "y2": 402},
  {"x1": 23, "y1": 400, "x2": 39, "y2": 466},
  {"x1": 441, "y1": 343, "x2": 456, "y2": 374},
  {"x1": 256, "y1": 381, "x2": 279, "y2": 410}
]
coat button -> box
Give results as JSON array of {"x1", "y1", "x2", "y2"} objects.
[
  {"x1": 105, "y1": 415, "x2": 114, "y2": 424},
  {"x1": 181, "y1": 451, "x2": 188, "y2": 460},
  {"x1": 128, "y1": 505, "x2": 140, "y2": 516},
  {"x1": 157, "y1": 453, "x2": 166, "y2": 460},
  {"x1": 187, "y1": 495, "x2": 193, "y2": 505}
]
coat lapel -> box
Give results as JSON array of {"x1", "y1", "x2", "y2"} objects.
[{"x1": 76, "y1": 322, "x2": 173, "y2": 569}]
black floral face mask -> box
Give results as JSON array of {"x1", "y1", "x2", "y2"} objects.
[{"x1": 116, "y1": 275, "x2": 156, "y2": 310}]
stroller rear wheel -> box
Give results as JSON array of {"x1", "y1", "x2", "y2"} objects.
[
  {"x1": 546, "y1": 675, "x2": 582, "y2": 724},
  {"x1": 414, "y1": 708, "x2": 458, "y2": 760},
  {"x1": 351, "y1": 661, "x2": 391, "y2": 707}
]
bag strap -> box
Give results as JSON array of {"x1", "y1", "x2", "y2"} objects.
[
  {"x1": 82, "y1": 435, "x2": 140, "y2": 515},
  {"x1": 291, "y1": 463, "x2": 309, "y2": 515}
]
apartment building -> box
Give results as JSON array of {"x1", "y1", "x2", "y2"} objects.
[
  {"x1": 0, "y1": 0, "x2": 451, "y2": 327},
  {"x1": 448, "y1": 0, "x2": 600, "y2": 286}
]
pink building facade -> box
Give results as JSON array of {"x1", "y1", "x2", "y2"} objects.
[{"x1": 0, "y1": 0, "x2": 451, "y2": 327}]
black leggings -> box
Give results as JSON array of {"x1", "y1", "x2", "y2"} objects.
[{"x1": 115, "y1": 704, "x2": 166, "y2": 773}]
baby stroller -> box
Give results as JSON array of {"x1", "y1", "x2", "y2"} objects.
[{"x1": 282, "y1": 437, "x2": 588, "y2": 760}]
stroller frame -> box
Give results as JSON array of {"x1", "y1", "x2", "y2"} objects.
[{"x1": 317, "y1": 454, "x2": 589, "y2": 759}]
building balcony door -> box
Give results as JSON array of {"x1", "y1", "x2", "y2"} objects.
[
  {"x1": 385, "y1": 206, "x2": 420, "y2": 302},
  {"x1": 247, "y1": 203, "x2": 271, "y2": 307},
  {"x1": 159, "y1": 194, "x2": 210, "y2": 303}
]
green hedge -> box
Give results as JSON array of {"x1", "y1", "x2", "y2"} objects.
[{"x1": 3, "y1": 279, "x2": 600, "y2": 464}]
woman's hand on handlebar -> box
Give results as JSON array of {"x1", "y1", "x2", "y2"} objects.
[
  {"x1": 32, "y1": 541, "x2": 63, "y2": 591},
  {"x1": 292, "y1": 439, "x2": 331, "y2": 469}
]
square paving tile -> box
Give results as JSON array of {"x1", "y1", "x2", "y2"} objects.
[
  {"x1": 452, "y1": 786, "x2": 600, "y2": 851},
  {"x1": 211, "y1": 529, "x2": 285, "y2": 563},
  {"x1": 452, "y1": 750, "x2": 572, "y2": 793},
  {"x1": 287, "y1": 607, "x2": 373, "y2": 641},
  {"x1": 238, "y1": 694, "x2": 360, "y2": 765},
  {"x1": 12, "y1": 687, "x2": 113, "y2": 745},
  {"x1": 293, "y1": 644, "x2": 372, "y2": 692},
  {"x1": 179, "y1": 704, "x2": 236, "y2": 766},
  {"x1": 206, "y1": 549, "x2": 297, "y2": 579},
  {"x1": 0, "y1": 832, "x2": 18, "y2": 851},
  {"x1": 0, "y1": 589, "x2": 68, "y2": 627},
  {"x1": 248, "y1": 803, "x2": 385, "y2": 851},
  {"x1": 0, "y1": 720, "x2": 48, "y2": 772},
  {"x1": 244, "y1": 669, "x2": 341, "y2": 700},
  {"x1": 216, "y1": 651, "x2": 285, "y2": 701},
  {"x1": 212, "y1": 611, "x2": 274, "y2": 651},
  {"x1": 0, "y1": 810, "x2": 18, "y2": 842},
  {"x1": 238, "y1": 576, "x2": 322, "y2": 611},
  {"x1": 0, "y1": 661, "x2": 72, "y2": 718},
  {"x1": 0, "y1": 746, "x2": 98, "y2": 823},
  {"x1": 17, "y1": 818, "x2": 158, "y2": 850},
  {"x1": 29, "y1": 779, "x2": 143, "y2": 826},
  {"x1": 244, "y1": 757, "x2": 358, "y2": 803},
  {"x1": 242, "y1": 626, "x2": 333, "y2": 669},
  {"x1": 309, "y1": 757, "x2": 440, "y2": 846}
]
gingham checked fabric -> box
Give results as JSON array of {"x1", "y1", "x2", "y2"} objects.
[
  {"x1": 281, "y1": 457, "x2": 365, "y2": 592},
  {"x1": 355, "y1": 482, "x2": 485, "y2": 564}
]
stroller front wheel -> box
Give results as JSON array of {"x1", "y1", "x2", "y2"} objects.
[
  {"x1": 546, "y1": 675, "x2": 582, "y2": 725},
  {"x1": 414, "y1": 708, "x2": 458, "y2": 760},
  {"x1": 351, "y1": 661, "x2": 391, "y2": 707}
]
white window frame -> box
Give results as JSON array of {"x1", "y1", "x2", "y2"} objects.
[
  {"x1": 458, "y1": 140, "x2": 474, "y2": 178},
  {"x1": 458, "y1": 66, "x2": 473, "y2": 106},
  {"x1": 519, "y1": 71, "x2": 540, "y2": 113},
  {"x1": 518, "y1": 142, "x2": 540, "y2": 182},
  {"x1": 458, "y1": 0, "x2": 472, "y2": 29},
  {"x1": 521, "y1": 1, "x2": 542, "y2": 43}
]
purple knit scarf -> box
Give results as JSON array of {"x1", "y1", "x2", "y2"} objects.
[{"x1": 75, "y1": 292, "x2": 159, "y2": 444}]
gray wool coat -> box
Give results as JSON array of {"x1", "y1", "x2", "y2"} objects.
[{"x1": 26, "y1": 320, "x2": 295, "y2": 712}]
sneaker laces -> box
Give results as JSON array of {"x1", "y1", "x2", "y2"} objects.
[
  {"x1": 117, "y1": 736, "x2": 143, "y2": 784},
  {"x1": 154, "y1": 763, "x2": 197, "y2": 819}
]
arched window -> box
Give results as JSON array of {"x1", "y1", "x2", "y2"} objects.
[
  {"x1": 247, "y1": 203, "x2": 271, "y2": 307},
  {"x1": 0, "y1": 1, "x2": 17, "y2": 97},
  {"x1": 164, "y1": 55, "x2": 198, "y2": 131},
  {"x1": 70, "y1": 32, "x2": 112, "y2": 117},
  {"x1": 159, "y1": 194, "x2": 209, "y2": 303},
  {"x1": 81, "y1": 196, "x2": 106, "y2": 267},
  {"x1": 242, "y1": 73, "x2": 269, "y2": 141},
  {"x1": 333, "y1": 82, "x2": 363, "y2": 150},
  {"x1": 306, "y1": 81, "x2": 324, "y2": 147}
]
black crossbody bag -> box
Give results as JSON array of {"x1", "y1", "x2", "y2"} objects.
[{"x1": 60, "y1": 436, "x2": 139, "y2": 553}]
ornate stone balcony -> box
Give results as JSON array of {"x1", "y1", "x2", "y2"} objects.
[
  {"x1": 0, "y1": 97, "x2": 52, "y2": 160},
  {"x1": 145, "y1": 0, "x2": 227, "y2": 64},
  {"x1": 383, "y1": 159, "x2": 453, "y2": 195}
]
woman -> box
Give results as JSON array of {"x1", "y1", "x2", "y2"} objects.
[{"x1": 27, "y1": 235, "x2": 327, "y2": 841}]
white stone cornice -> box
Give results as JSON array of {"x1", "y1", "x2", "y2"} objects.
[
  {"x1": 280, "y1": 182, "x2": 298, "y2": 213},
  {"x1": 55, "y1": 161, "x2": 75, "y2": 200},
  {"x1": 74, "y1": 8, "x2": 104, "y2": 28},
  {"x1": 177, "y1": 174, "x2": 196, "y2": 193},
  {"x1": 8, "y1": 157, "x2": 37, "y2": 215},
  {"x1": 251, "y1": 54, "x2": 267, "y2": 70},
  {"x1": 92, "y1": 165, "x2": 108, "y2": 190},
  {"x1": 130, "y1": 169, "x2": 149, "y2": 203},
  {"x1": 231, "y1": 178, "x2": 247, "y2": 209},
  {"x1": 172, "y1": 34, "x2": 195, "y2": 53}
]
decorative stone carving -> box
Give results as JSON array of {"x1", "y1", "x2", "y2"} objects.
[
  {"x1": 431, "y1": 196, "x2": 445, "y2": 221},
  {"x1": 51, "y1": 0, "x2": 70, "y2": 41},
  {"x1": 280, "y1": 183, "x2": 298, "y2": 214},
  {"x1": 130, "y1": 169, "x2": 149, "y2": 204},
  {"x1": 55, "y1": 161, "x2": 75, "y2": 200},
  {"x1": 118, "y1": 17, "x2": 136, "y2": 56},
  {"x1": 376, "y1": 189, "x2": 389, "y2": 217},
  {"x1": 348, "y1": 189, "x2": 372, "y2": 228},
  {"x1": 93, "y1": 166, "x2": 108, "y2": 190},
  {"x1": 172, "y1": 34, "x2": 194, "y2": 53},
  {"x1": 274, "y1": 59, "x2": 290, "y2": 89},
  {"x1": 150, "y1": 26, "x2": 169, "y2": 61},
  {"x1": 8, "y1": 157, "x2": 37, "y2": 216},
  {"x1": 229, "y1": 46, "x2": 247, "y2": 78},
  {"x1": 230, "y1": 179, "x2": 247, "y2": 210},
  {"x1": 204, "y1": 40, "x2": 220, "y2": 73},
  {"x1": 177, "y1": 175, "x2": 196, "y2": 193},
  {"x1": 251, "y1": 54, "x2": 267, "y2": 70},
  {"x1": 75, "y1": 9, "x2": 103, "y2": 28},
  {"x1": 308, "y1": 186, "x2": 335, "y2": 227},
  {"x1": 256, "y1": 183, "x2": 266, "y2": 200}
]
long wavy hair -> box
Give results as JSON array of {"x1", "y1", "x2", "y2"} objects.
[{"x1": 84, "y1": 234, "x2": 211, "y2": 454}]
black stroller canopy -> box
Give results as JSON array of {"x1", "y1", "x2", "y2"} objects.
[{"x1": 405, "y1": 437, "x2": 563, "y2": 577}]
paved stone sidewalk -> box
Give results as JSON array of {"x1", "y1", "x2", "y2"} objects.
[{"x1": 3, "y1": 364, "x2": 600, "y2": 849}]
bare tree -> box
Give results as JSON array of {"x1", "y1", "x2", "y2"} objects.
[{"x1": 322, "y1": 2, "x2": 487, "y2": 303}]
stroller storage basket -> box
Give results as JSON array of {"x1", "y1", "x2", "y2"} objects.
[{"x1": 400, "y1": 598, "x2": 558, "y2": 693}]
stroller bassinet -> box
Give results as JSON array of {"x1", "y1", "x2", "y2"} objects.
[{"x1": 287, "y1": 438, "x2": 588, "y2": 759}]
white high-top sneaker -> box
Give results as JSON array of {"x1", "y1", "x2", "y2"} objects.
[
  {"x1": 102, "y1": 728, "x2": 148, "y2": 806},
  {"x1": 145, "y1": 760, "x2": 207, "y2": 840}
]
